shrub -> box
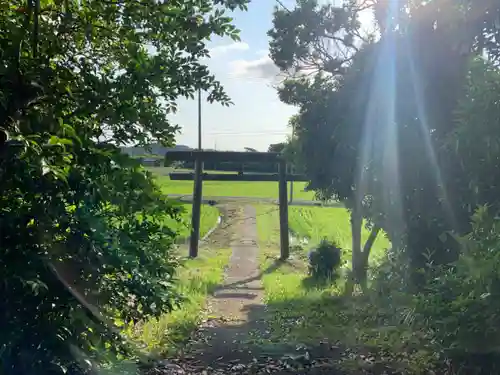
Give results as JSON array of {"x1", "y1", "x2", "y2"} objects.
[
  {"x1": 413, "y1": 206, "x2": 500, "y2": 371},
  {"x1": 0, "y1": 148, "x2": 183, "y2": 374},
  {"x1": 308, "y1": 239, "x2": 342, "y2": 279},
  {"x1": 0, "y1": 0, "x2": 248, "y2": 372}
]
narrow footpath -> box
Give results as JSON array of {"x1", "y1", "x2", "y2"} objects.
[
  {"x1": 184, "y1": 205, "x2": 269, "y2": 366},
  {"x1": 150, "y1": 204, "x2": 346, "y2": 375}
]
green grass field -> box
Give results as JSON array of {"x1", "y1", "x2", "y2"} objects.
[
  {"x1": 152, "y1": 169, "x2": 221, "y2": 239},
  {"x1": 257, "y1": 205, "x2": 390, "y2": 259},
  {"x1": 150, "y1": 167, "x2": 315, "y2": 200},
  {"x1": 166, "y1": 204, "x2": 220, "y2": 240},
  {"x1": 255, "y1": 204, "x2": 391, "y2": 345},
  {"x1": 289, "y1": 206, "x2": 390, "y2": 264}
]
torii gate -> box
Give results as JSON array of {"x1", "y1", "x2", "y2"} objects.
[{"x1": 164, "y1": 150, "x2": 308, "y2": 260}]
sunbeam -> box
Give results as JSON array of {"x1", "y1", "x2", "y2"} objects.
[
  {"x1": 356, "y1": 0, "x2": 404, "y2": 243},
  {"x1": 403, "y1": 36, "x2": 458, "y2": 232}
]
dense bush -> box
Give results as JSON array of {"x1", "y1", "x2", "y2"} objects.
[
  {"x1": 416, "y1": 206, "x2": 500, "y2": 358},
  {"x1": 308, "y1": 239, "x2": 342, "y2": 280},
  {"x1": 0, "y1": 146, "x2": 183, "y2": 374},
  {"x1": 364, "y1": 206, "x2": 500, "y2": 372},
  {"x1": 0, "y1": 0, "x2": 248, "y2": 373}
]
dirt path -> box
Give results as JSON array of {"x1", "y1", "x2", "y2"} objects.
[
  {"x1": 185, "y1": 204, "x2": 269, "y2": 365},
  {"x1": 150, "y1": 204, "x2": 347, "y2": 375}
]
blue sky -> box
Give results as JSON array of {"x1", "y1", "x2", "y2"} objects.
[
  {"x1": 172, "y1": 0, "x2": 297, "y2": 152},
  {"x1": 172, "y1": 1, "x2": 373, "y2": 151}
]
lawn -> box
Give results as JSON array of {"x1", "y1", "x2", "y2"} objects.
[
  {"x1": 288, "y1": 206, "x2": 390, "y2": 265},
  {"x1": 257, "y1": 205, "x2": 390, "y2": 263},
  {"x1": 149, "y1": 167, "x2": 315, "y2": 200},
  {"x1": 132, "y1": 247, "x2": 232, "y2": 355},
  {"x1": 166, "y1": 203, "x2": 220, "y2": 240},
  {"x1": 255, "y1": 204, "x2": 391, "y2": 346}
]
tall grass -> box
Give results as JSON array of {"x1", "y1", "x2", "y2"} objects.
[{"x1": 132, "y1": 248, "x2": 231, "y2": 355}]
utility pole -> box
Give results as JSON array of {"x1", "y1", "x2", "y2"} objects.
[
  {"x1": 289, "y1": 121, "x2": 296, "y2": 204},
  {"x1": 190, "y1": 87, "x2": 203, "y2": 258},
  {"x1": 198, "y1": 88, "x2": 202, "y2": 150},
  {"x1": 279, "y1": 159, "x2": 290, "y2": 260}
]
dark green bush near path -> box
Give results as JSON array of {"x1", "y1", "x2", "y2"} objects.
[
  {"x1": 307, "y1": 239, "x2": 342, "y2": 280},
  {"x1": 0, "y1": 0, "x2": 248, "y2": 373}
]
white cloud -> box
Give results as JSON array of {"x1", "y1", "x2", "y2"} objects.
[
  {"x1": 228, "y1": 54, "x2": 280, "y2": 81},
  {"x1": 209, "y1": 42, "x2": 250, "y2": 57},
  {"x1": 228, "y1": 50, "x2": 318, "y2": 82}
]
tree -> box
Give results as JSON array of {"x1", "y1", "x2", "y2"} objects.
[
  {"x1": 367, "y1": 0, "x2": 500, "y2": 281},
  {"x1": 269, "y1": 0, "x2": 381, "y2": 291},
  {"x1": 268, "y1": 142, "x2": 286, "y2": 153},
  {"x1": 0, "y1": 0, "x2": 248, "y2": 373},
  {"x1": 269, "y1": 0, "x2": 500, "y2": 291}
]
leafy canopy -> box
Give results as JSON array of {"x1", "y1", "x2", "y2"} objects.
[{"x1": 0, "y1": 0, "x2": 248, "y2": 373}]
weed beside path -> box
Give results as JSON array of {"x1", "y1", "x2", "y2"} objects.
[
  {"x1": 132, "y1": 205, "x2": 236, "y2": 356},
  {"x1": 163, "y1": 203, "x2": 219, "y2": 240}
]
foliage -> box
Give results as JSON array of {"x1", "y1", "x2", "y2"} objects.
[
  {"x1": 268, "y1": 138, "x2": 303, "y2": 173},
  {"x1": 307, "y1": 239, "x2": 342, "y2": 280},
  {"x1": 268, "y1": 0, "x2": 500, "y2": 288},
  {"x1": 268, "y1": 0, "x2": 500, "y2": 370},
  {"x1": 268, "y1": 0, "x2": 367, "y2": 78},
  {"x1": 267, "y1": 142, "x2": 286, "y2": 153},
  {"x1": 415, "y1": 207, "x2": 500, "y2": 361},
  {"x1": 132, "y1": 247, "x2": 232, "y2": 355},
  {"x1": 0, "y1": 0, "x2": 248, "y2": 373},
  {"x1": 442, "y1": 57, "x2": 500, "y2": 226},
  {"x1": 1, "y1": 149, "x2": 183, "y2": 373},
  {"x1": 363, "y1": 53, "x2": 500, "y2": 371},
  {"x1": 370, "y1": 206, "x2": 500, "y2": 372}
]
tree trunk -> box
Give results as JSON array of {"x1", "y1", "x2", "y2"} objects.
[
  {"x1": 358, "y1": 225, "x2": 381, "y2": 292},
  {"x1": 345, "y1": 211, "x2": 381, "y2": 296},
  {"x1": 351, "y1": 207, "x2": 362, "y2": 263},
  {"x1": 362, "y1": 225, "x2": 381, "y2": 261},
  {"x1": 346, "y1": 207, "x2": 363, "y2": 295}
]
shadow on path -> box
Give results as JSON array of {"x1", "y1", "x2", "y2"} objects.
[
  {"x1": 214, "y1": 259, "x2": 285, "y2": 291},
  {"x1": 155, "y1": 204, "x2": 381, "y2": 375}
]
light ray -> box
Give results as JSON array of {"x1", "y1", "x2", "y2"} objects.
[
  {"x1": 355, "y1": 0, "x2": 404, "y2": 244},
  {"x1": 403, "y1": 30, "x2": 458, "y2": 232}
]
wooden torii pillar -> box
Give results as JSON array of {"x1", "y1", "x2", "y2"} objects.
[{"x1": 164, "y1": 151, "x2": 308, "y2": 260}]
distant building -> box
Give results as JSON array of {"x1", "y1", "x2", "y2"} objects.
[
  {"x1": 141, "y1": 158, "x2": 161, "y2": 167},
  {"x1": 121, "y1": 143, "x2": 191, "y2": 157}
]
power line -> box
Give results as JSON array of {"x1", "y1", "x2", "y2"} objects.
[
  {"x1": 275, "y1": 0, "x2": 291, "y2": 13},
  {"x1": 206, "y1": 131, "x2": 291, "y2": 136}
]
